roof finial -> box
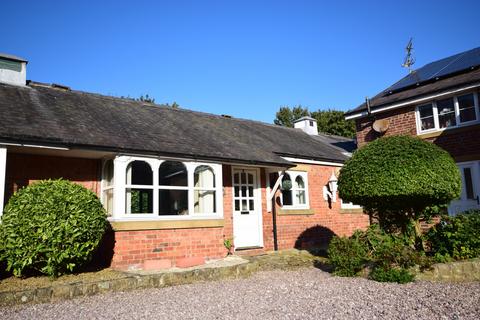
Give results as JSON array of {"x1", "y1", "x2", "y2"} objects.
[{"x1": 401, "y1": 37, "x2": 415, "y2": 74}]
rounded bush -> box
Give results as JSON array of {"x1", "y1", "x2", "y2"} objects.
[
  {"x1": 328, "y1": 236, "x2": 367, "y2": 276},
  {"x1": 0, "y1": 179, "x2": 108, "y2": 277},
  {"x1": 338, "y1": 136, "x2": 461, "y2": 213}
]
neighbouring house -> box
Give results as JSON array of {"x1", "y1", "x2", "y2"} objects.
[
  {"x1": 345, "y1": 46, "x2": 480, "y2": 215},
  {"x1": 0, "y1": 53, "x2": 368, "y2": 270}
]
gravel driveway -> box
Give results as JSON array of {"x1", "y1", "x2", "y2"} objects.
[{"x1": 1, "y1": 268, "x2": 479, "y2": 320}]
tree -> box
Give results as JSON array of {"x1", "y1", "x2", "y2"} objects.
[
  {"x1": 311, "y1": 109, "x2": 356, "y2": 138},
  {"x1": 273, "y1": 105, "x2": 310, "y2": 127},
  {"x1": 338, "y1": 136, "x2": 461, "y2": 247},
  {"x1": 137, "y1": 94, "x2": 155, "y2": 103},
  {"x1": 273, "y1": 106, "x2": 355, "y2": 138}
]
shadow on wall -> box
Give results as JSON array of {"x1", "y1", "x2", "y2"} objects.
[
  {"x1": 85, "y1": 227, "x2": 115, "y2": 271},
  {"x1": 294, "y1": 225, "x2": 336, "y2": 257}
]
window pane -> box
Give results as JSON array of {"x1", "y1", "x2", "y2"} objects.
[
  {"x1": 126, "y1": 188, "x2": 153, "y2": 213},
  {"x1": 458, "y1": 94, "x2": 477, "y2": 123},
  {"x1": 463, "y1": 168, "x2": 474, "y2": 200},
  {"x1": 437, "y1": 98, "x2": 456, "y2": 128},
  {"x1": 282, "y1": 174, "x2": 293, "y2": 206},
  {"x1": 242, "y1": 199, "x2": 247, "y2": 211},
  {"x1": 103, "y1": 189, "x2": 113, "y2": 216},
  {"x1": 241, "y1": 186, "x2": 247, "y2": 197},
  {"x1": 418, "y1": 104, "x2": 435, "y2": 130},
  {"x1": 159, "y1": 189, "x2": 188, "y2": 215},
  {"x1": 103, "y1": 160, "x2": 114, "y2": 187},
  {"x1": 241, "y1": 172, "x2": 246, "y2": 184},
  {"x1": 235, "y1": 200, "x2": 240, "y2": 211},
  {"x1": 248, "y1": 173, "x2": 253, "y2": 184},
  {"x1": 126, "y1": 161, "x2": 153, "y2": 185},
  {"x1": 194, "y1": 166, "x2": 215, "y2": 188},
  {"x1": 234, "y1": 186, "x2": 239, "y2": 197},
  {"x1": 295, "y1": 176, "x2": 305, "y2": 189},
  {"x1": 418, "y1": 104, "x2": 433, "y2": 118},
  {"x1": 194, "y1": 190, "x2": 216, "y2": 214},
  {"x1": 248, "y1": 186, "x2": 253, "y2": 197},
  {"x1": 159, "y1": 161, "x2": 187, "y2": 186},
  {"x1": 296, "y1": 190, "x2": 306, "y2": 205},
  {"x1": 249, "y1": 199, "x2": 254, "y2": 211},
  {"x1": 234, "y1": 173, "x2": 239, "y2": 184}
]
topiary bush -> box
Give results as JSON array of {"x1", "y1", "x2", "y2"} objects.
[
  {"x1": 0, "y1": 179, "x2": 108, "y2": 277},
  {"x1": 338, "y1": 136, "x2": 461, "y2": 244},
  {"x1": 327, "y1": 236, "x2": 367, "y2": 276},
  {"x1": 425, "y1": 210, "x2": 480, "y2": 261}
]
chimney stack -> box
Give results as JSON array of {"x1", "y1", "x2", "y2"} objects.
[
  {"x1": 293, "y1": 116, "x2": 318, "y2": 135},
  {"x1": 0, "y1": 53, "x2": 27, "y2": 86}
]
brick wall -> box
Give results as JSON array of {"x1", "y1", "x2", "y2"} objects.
[
  {"x1": 273, "y1": 165, "x2": 369, "y2": 250},
  {"x1": 5, "y1": 152, "x2": 369, "y2": 270},
  {"x1": 355, "y1": 105, "x2": 480, "y2": 161},
  {"x1": 5, "y1": 153, "x2": 101, "y2": 203}
]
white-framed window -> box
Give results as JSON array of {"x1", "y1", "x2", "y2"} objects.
[
  {"x1": 340, "y1": 200, "x2": 362, "y2": 210},
  {"x1": 281, "y1": 171, "x2": 309, "y2": 209},
  {"x1": 103, "y1": 156, "x2": 223, "y2": 220},
  {"x1": 101, "y1": 159, "x2": 114, "y2": 216},
  {"x1": 415, "y1": 91, "x2": 480, "y2": 134}
]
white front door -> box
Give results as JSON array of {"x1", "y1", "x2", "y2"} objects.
[
  {"x1": 448, "y1": 161, "x2": 480, "y2": 215},
  {"x1": 232, "y1": 168, "x2": 263, "y2": 249}
]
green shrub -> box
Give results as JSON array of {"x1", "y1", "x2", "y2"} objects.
[
  {"x1": 425, "y1": 210, "x2": 480, "y2": 260},
  {"x1": 0, "y1": 179, "x2": 108, "y2": 277},
  {"x1": 369, "y1": 266, "x2": 415, "y2": 284},
  {"x1": 338, "y1": 136, "x2": 461, "y2": 240},
  {"x1": 328, "y1": 236, "x2": 367, "y2": 276}
]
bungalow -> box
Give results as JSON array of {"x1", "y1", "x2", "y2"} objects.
[
  {"x1": 346, "y1": 46, "x2": 480, "y2": 215},
  {"x1": 0, "y1": 53, "x2": 369, "y2": 270}
]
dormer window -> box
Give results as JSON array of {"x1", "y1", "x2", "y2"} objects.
[{"x1": 415, "y1": 92, "x2": 480, "y2": 134}]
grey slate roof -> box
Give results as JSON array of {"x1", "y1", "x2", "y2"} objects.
[
  {"x1": 312, "y1": 133, "x2": 356, "y2": 154},
  {"x1": 346, "y1": 48, "x2": 480, "y2": 117},
  {"x1": 0, "y1": 82, "x2": 348, "y2": 167}
]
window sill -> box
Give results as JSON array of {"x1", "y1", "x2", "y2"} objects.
[
  {"x1": 277, "y1": 208, "x2": 314, "y2": 215},
  {"x1": 418, "y1": 123, "x2": 480, "y2": 139},
  {"x1": 109, "y1": 218, "x2": 224, "y2": 231}
]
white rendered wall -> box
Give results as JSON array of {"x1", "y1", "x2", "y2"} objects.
[
  {"x1": 0, "y1": 62, "x2": 26, "y2": 86},
  {"x1": 294, "y1": 119, "x2": 318, "y2": 135}
]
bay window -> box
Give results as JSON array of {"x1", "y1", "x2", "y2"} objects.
[
  {"x1": 103, "y1": 156, "x2": 223, "y2": 220},
  {"x1": 416, "y1": 92, "x2": 480, "y2": 134}
]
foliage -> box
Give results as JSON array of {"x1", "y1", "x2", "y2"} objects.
[
  {"x1": 223, "y1": 237, "x2": 233, "y2": 255},
  {"x1": 329, "y1": 224, "x2": 431, "y2": 283},
  {"x1": 311, "y1": 109, "x2": 356, "y2": 138},
  {"x1": 273, "y1": 106, "x2": 355, "y2": 138},
  {"x1": 425, "y1": 210, "x2": 480, "y2": 261},
  {"x1": 165, "y1": 101, "x2": 180, "y2": 108},
  {"x1": 369, "y1": 266, "x2": 415, "y2": 283},
  {"x1": 273, "y1": 105, "x2": 310, "y2": 128},
  {"x1": 327, "y1": 236, "x2": 367, "y2": 276},
  {"x1": 0, "y1": 179, "x2": 108, "y2": 277},
  {"x1": 338, "y1": 136, "x2": 461, "y2": 241},
  {"x1": 137, "y1": 94, "x2": 155, "y2": 103}
]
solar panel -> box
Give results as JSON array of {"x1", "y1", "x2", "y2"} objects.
[{"x1": 386, "y1": 47, "x2": 480, "y2": 93}]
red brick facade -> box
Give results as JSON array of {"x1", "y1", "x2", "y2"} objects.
[
  {"x1": 5, "y1": 152, "x2": 369, "y2": 270},
  {"x1": 355, "y1": 105, "x2": 480, "y2": 161}
]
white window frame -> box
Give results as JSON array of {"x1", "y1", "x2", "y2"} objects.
[
  {"x1": 101, "y1": 159, "x2": 115, "y2": 216},
  {"x1": 415, "y1": 91, "x2": 480, "y2": 134},
  {"x1": 281, "y1": 171, "x2": 310, "y2": 210},
  {"x1": 105, "y1": 155, "x2": 223, "y2": 221},
  {"x1": 340, "y1": 200, "x2": 362, "y2": 210}
]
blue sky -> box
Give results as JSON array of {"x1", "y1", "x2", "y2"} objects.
[{"x1": 1, "y1": 0, "x2": 479, "y2": 123}]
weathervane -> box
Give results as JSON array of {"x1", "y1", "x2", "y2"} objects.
[{"x1": 402, "y1": 38, "x2": 415, "y2": 73}]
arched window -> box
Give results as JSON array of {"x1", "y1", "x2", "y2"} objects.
[
  {"x1": 281, "y1": 173, "x2": 293, "y2": 206},
  {"x1": 102, "y1": 160, "x2": 114, "y2": 216},
  {"x1": 295, "y1": 176, "x2": 306, "y2": 205},
  {"x1": 126, "y1": 161, "x2": 153, "y2": 214},
  {"x1": 194, "y1": 165, "x2": 216, "y2": 214},
  {"x1": 281, "y1": 171, "x2": 309, "y2": 208},
  {"x1": 159, "y1": 161, "x2": 188, "y2": 215}
]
